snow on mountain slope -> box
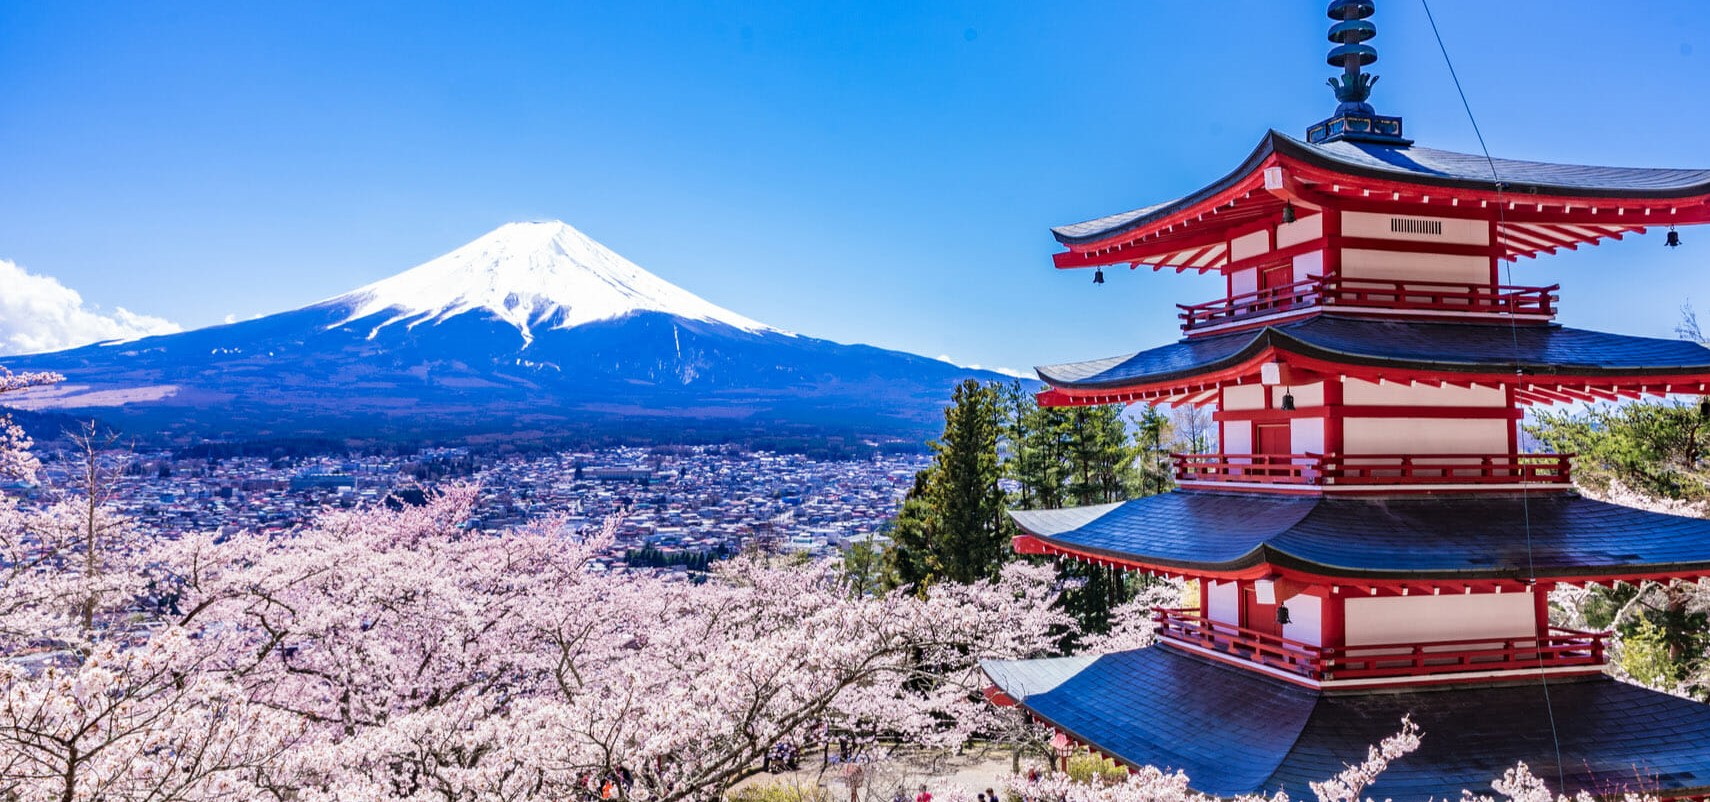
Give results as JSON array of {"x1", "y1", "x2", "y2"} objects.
[{"x1": 327, "y1": 221, "x2": 779, "y2": 344}]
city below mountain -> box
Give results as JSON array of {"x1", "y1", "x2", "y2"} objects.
[{"x1": 4, "y1": 222, "x2": 1010, "y2": 448}]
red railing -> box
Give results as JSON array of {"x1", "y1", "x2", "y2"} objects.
[
  {"x1": 1172, "y1": 453, "x2": 1322, "y2": 484},
  {"x1": 1178, "y1": 276, "x2": 1559, "y2": 332},
  {"x1": 1177, "y1": 277, "x2": 1324, "y2": 330},
  {"x1": 1153, "y1": 608, "x2": 1609, "y2": 682},
  {"x1": 1173, "y1": 453, "x2": 1573, "y2": 486}
]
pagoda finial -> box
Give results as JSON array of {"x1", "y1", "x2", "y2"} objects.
[
  {"x1": 1327, "y1": 0, "x2": 1378, "y2": 113},
  {"x1": 1307, "y1": 0, "x2": 1410, "y2": 146}
]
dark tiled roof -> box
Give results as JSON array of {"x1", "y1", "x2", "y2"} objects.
[
  {"x1": 1053, "y1": 131, "x2": 1710, "y2": 246},
  {"x1": 1010, "y1": 491, "x2": 1710, "y2": 580},
  {"x1": 1034, "y1": 316, "x2": 1710, "y2": 390},
  {"x1": 983, "y1": 646, "x2": 1710, "y2": 800}
]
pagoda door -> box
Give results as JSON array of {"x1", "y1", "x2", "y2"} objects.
[
  {"x1": 1260, "y1": 264, "x2": 1295, "y2": 309},
  {"x1": 1243, "y1": 585, "x2": 1284, "y2": 640},
  {"x1": 1255, "y1": 423, "x2": 1292, "y2": 478},
  {"x1": 1256, "y1": 423, "x2": 1291, "y2": 455}
]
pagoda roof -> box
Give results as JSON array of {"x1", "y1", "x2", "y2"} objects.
[
  {"x1": 982, "y1": 645, "x2": 1710, "y2": 800},
  {"x1": 1053, "y1": 130, "x2": 1710, "y2": 247},
  {"x1": 1036, "y1": 315, "x2": 1710, "y2": 394},
  {"x1": 1010, "y1": 490, "x2": 1710, "y2": 582}
]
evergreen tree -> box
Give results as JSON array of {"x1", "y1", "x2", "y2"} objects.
[
  {"x1": 885, "y1": 381, "x2": 1010, "y2": 588},
  {"x1": 884, "y1": 469, "x2": 938, "y2": 588},
  {"x1": 1007, "y1": 382, "x2": 1072, "y2": 511},
  {"x1": 1132, "y1": 405, "x2": 1175, "y2": 498},
  {"x1": 1065, "y1": 405, "x2": 1138, "y2": 506}
]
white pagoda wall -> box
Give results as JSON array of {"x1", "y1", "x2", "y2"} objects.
[
  {"x1": 1340, "y1": 249, "x2": 1489, "y2": 285},
  {"x1": 1281, "y1": 592, "x2": 1322, "y2": 646},
  {"x1": 1342, "y1": 418, "x2": 1507, "y2": 454},
  {"x1": 1339, "y1": 379, "x2": 1511, "y2": 456},
  {"x1": 1227, "y1": 215, "x2": 1324, "y2": 295},
  {"x1": 1336, "y1": 211, "x2": 1492, "y2": 287},
  {"x1": 1340, "y1": 211, "x2": 1489, "y2": 245},
  {"x1": 1344, "y1": 591, "x2": 1535, "y2": 646},
  {"x1": 1277, "y1": 214, "x2": 1323, "y2": 250},
  {"x1": 1218, "y1": 383, "x2": 1327, "y2": 456},
  {"x1": 1342, "y1": 379, "x2": 1506, "y2": 407},
  {"x1": 1206, "y1": 580, "x2": 1239, "y2": 626}
]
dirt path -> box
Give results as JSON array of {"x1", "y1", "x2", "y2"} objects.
[{"x1": 732, "y1": 747, "x2": 1045, "y2": 802}]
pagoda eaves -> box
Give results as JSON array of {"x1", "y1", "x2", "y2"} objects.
[
  {"x1": 1034, "y1": 316, "x2": 1710, "y2": 408},
  {"x1": 1053, "y1": 131, "x2": 1710, "y2": 271}
]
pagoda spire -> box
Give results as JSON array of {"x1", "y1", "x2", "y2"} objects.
[{"x1": 1307, "y1": 0, "x2": 1410, "y2": 145}]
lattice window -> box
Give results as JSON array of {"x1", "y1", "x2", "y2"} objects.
[{"x1": 1389, "y1": 217, "x2": 1444, "y2": 235}]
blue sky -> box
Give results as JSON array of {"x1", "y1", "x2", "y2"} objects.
[{"x1": 2, "y1": 2, "x2": 1709, "y2": 372}]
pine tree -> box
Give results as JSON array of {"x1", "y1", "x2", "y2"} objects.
[
  {"x1": 1132, "y1": 405, "x2": 1175, "y2": 498},
  {"x1": 884, "y1": 381, "x2": 1011, "y2": 588},
  {"x1": 929, "y1": 380, "x2": 1010, "y2": 583}
]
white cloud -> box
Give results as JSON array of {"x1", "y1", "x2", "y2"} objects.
[
  {"x1": 0, "y1": 259, "x2": 182, "y2": 356},
  {"x1": 935, "y1": 354, "x2": 1029, "y2": 379}
]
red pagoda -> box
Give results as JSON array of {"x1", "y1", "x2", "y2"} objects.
[{"x1": 981, "y1": 3, "x2": 1710, "y2": 799}]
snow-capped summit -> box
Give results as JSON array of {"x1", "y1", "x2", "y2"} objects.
[
  {"x1": 328, "y1": 221, "x2": 776, "y2": 343},
  {"x1": 7, "y1": 218, "x2": 1015, "y2": 445}
]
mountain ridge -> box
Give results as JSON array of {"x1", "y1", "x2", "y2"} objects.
[
  {"x1": 320, "y1": 221, "x2": 780, "y2": 345},
  {"x1": 3, "y1": 221, "x2": 1012, "y2": 446}
]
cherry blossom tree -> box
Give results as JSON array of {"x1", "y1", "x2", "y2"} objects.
[
  {"x1": 130, "y1": 485, "x2": 1074, "y2": 801},
  {"x1": 0, "y1": 383, "x2": 1632, "y2": 801},
  {"x1": 0, "y1": 629, "x2": 302, "y2": 802},
  {"x1": 0, "y1": 367, "x2": 60, "y2": 483}
]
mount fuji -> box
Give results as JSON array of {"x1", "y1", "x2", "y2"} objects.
[{"x1": 5, "y1": 222, "x2": 1009, "y2": 446}]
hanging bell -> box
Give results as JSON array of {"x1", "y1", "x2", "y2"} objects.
[
  {"x1": 1699, "y1": 397, "x2": 1709, "y2": 419},
  {"x1": 1282, "y1": 201, "x2": 1297, "y2": 224},
  {"x1": 1093, "y1": 268, "x2": 1105, "y2": 285},
  {"x1": 1667, "y1": 228, "x2": 1682, "y2": 248},
  {"x1": 1280, "y1": 391, "x2": 1297, "y2": 411},
  {"x1": 1276, "y1": 605, "x2": 1292, "y2": 625}
]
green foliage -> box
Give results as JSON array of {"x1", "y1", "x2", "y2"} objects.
[
  {"x1": 1527, "y1": 401, "x2": 1710, "y2": 501},
  {"x1": 1065, "y1": 750, "x2": 1130, "y2": 784},
  {"x1": 1577, "y1": 581, "x2": 1710, "y2": 699},
  {"x1": 886, "y1": 380, "x2": 1012, "y2": 588},
  {"x1": 883, "y1": 381, "x2": 1177, "y2": 639},
  {"x1": 1619, "y1": 617, "x2": 1683, "y2": 690},
  {"x1": 728, "y1": 781, "x2": 831, "y2": 802},
  {"x1": 1000, "y1": 385, "x2": 1171, "y2": 642},
  {"x1": 840, "y1": 540, "x2": 885, "y2": 598},
  {"x1": 625, "y1": 546, "x2": 722, "y2": 572}
]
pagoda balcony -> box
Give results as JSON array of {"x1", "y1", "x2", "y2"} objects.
[
  {"x1": 1152, "y1": 608, "x2": 1610, "y2": 684},
  {"x1": 1171, "y1": 452, "x2": 1573, "y2": 487},
  {"x1": 1177, "y1": 277, "x2": 1559, "y2": 334}
]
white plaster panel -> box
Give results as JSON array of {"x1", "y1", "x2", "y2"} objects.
[
  {"x1": 1281, "y1": 593, "x2": 1323, "y2": 646},
  {"x1": 1342, "y1": 418, "x2": 1508, "y2": 455},
  {"x1": 1292, "y1": 249, "x2": 1324, "y2": 283},
  {"x1": 1342, "y1": 378, "x2": 1507, "y2": 407},
  {"x1": 1230, "y1": 267, "x2": 1258, "y2": 296},
  {"x1": 1277, "y1": 214, "x2": 1324, "y2": 250},
  {"x1": 1230, "y1": 229, "x2": 1272, "y2": 262},
  {"x1": 1341, "y1": 211, "x2": 1490, "y2": 245},
  {"x1": 1344, "y1": 592, "x2": 1535, "y2": 646},
  {"x1": 1291, "y1": 418, "x2": 1325, "y2": 455},
  {"x1": 1271, "y1": 382, "x2": 1324, "y2": 408},
  {"x1": 1222, "y1": 421, "x2": 1252, "y2": 454},
  {"x1": 1223, "y1": 384, "x2": 1266, "y2": 411},
  {"x1": 1207, "y1": 581, "x2": 1240, "y2": 626},
  {"x1": 1339, "y1": 249, "x2": 1490, "y2": 285}
]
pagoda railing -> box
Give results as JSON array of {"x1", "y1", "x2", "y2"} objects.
[
  {"x1": 1152, "y1": 608, "x2": 1610, "y2": 682},
  {"x1": 1172, "y1": 453, "x2": 1573, "y2": 486},
  {"x1": 1177, "y1": 276, "x2": 1559, "y2": 332}
]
